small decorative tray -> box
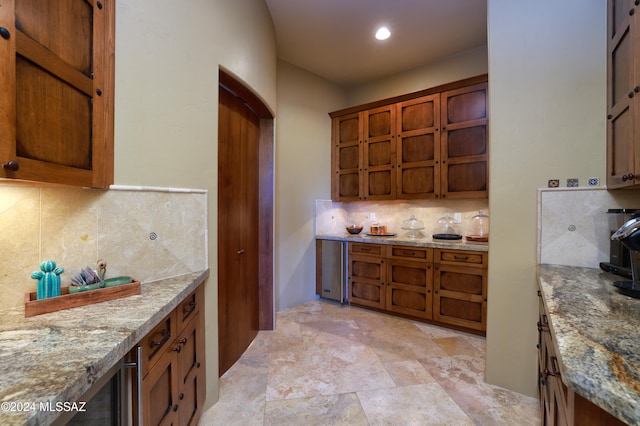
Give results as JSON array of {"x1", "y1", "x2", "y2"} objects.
[
  {"x1": 466, "y1": 235, "x2": 489, "y2": 242},
  {"x1": 24, "y1": 278, "x2": 140, "y2": 317}
]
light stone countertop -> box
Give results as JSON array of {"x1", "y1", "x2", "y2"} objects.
[
  {"x1": 316, "y1": 232, "x2": 489, "y2": 252},
  {"x1": 537, "y1": 264, "x2": 640, "y2": 425},
  {"x1": 0, "y1": 269, "x2": 209, "y2": 426}
]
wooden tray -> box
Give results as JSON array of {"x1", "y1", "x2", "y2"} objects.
[{"x1": 24, "y1": 279, "x2": 140, "y2": 317}]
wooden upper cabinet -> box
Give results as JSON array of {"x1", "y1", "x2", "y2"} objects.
[
  {"x1": 396, "y1": 94, "x2": 440, "y2": 199},
  {"x1": 331, "y1": 112, "x2": 362, "y2": 200},
  {"x1": 440, "y1": 82, "x2": 488, "y2": 199},
  {"x1": 363, "y1": 105, "x2": 396, "y2": 200},
  {"x1": 330, "y1": 75, "x2": 488, "y2": 201},
  {"x1": 0, "y1": 0, "x2": 115, "y2": 188},
  {"x1": 607, "y1": 0, "x2": 640, "y2": 188}
]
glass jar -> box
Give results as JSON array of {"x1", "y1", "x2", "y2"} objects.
[{"x1": 468, "y1": 210, "x2": 489, "y2": 241}]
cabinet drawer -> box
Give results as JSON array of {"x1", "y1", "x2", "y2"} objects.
[
  {"x1": 177, "y1": 285, "x2": 203, "y2": 331},
  {"x1": 435, "y1": 249, "x2": 487, "y2": 267},
  {"x1": 389, "y1": 245, "x2": 432, "y2": 261},
  {"x1": 349, "y1": 242, "x2": 386, "y2": 256},
  {"x1": 141, "y1": 310, "x2": 177, "y2": 377}
]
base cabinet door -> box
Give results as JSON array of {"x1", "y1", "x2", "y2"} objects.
[
  {"x1": 142, "y1": 349, "x2": 179, "y2": 426},
  {"x1": 385, "y1": 246, "x2": 433, "y2": 319},
  {"x1": 176, "y1": 311, "x2": 206, "y2": 426},
  {"x1": 134, "y1": 285, "x2": 206, "y2": 426},
  {"x1": 433, "y1": 249, "x2": 487, "y2": 331},
  {"x1": 349, "y1": 253, "x2": 386, "y2": 309}
]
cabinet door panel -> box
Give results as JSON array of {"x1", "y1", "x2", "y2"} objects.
[
  {"x1": 349, "y1": 254, "x2": 385, "y2": 309},
  {"x1": 364, "y1": 106, "x2": 395, "y2": 200},
  {"x1": 331, "y1": 113, "x2": 362, "y2": 200},
  {"x1": 339, "y1": 144, "x2": 360, "y2": 169},
  {"x1": 397, "y1": 95, "x2": 439, "y2": 199},
  {"x1": 16, "y1": 59, "x2": 92, "y2": 169},
  {"x1": 439, "y1": 270, "x2": 483, "y2": 295},
  {"x1": 386, "y1": 259, "x2": 432, "y2": 319},
  {"x1": 444, "y1": 161, "x2": 487, "y2": 193},
  {"x1": 607, "y1": 0, "x2": 639, "y2": 188},
  {"x1": 143, "y1": 350, "x2": 178, "y2": 426},
  {"x1": 0, "y1": 0, "x2": 114, "y2": 188},
  {"x1": 441, "y1": 83, "x2": 488, "y2": 199}
]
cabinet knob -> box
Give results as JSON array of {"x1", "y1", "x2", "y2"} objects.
[
  {"x1": 622, "y1": 173, "x2": 635, "y2": 182},
  {"x1": 2, "y1": 160, "x2": 19, "y2": 172},
  {"x1": 173, "y1": 345, "x2": 182, "y2": 353},
  {"x1": 630, "y1": 8, "x2": 635, "y2": 15},
  {"x1": 607, "y1": 114, "x2": 612, "y2": 119},
  {"x1": 635, "y1": 86, "x2": 640, "y2": 93},
  {"x1": 0, "y1": 27, "x2": 10, "y2": 40},
  {"x1": 179, "y1": 338, "x2": 188, "y2": 345},
  {"x1": 179, "y1": 393, "x2": 185, "y2": 400},
  {"x1": 629, "y1": 91, "x2": 635, "y2": 98},
  {"x1": 636, "y1": 0, "x2": 640, "y2": 6},
  {"x1": 173, "y1": 404, "x2": 179, "y2": 412}
]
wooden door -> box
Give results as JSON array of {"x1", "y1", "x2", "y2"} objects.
[
  {"x1": 363, "y1": 105, "x2": 396, "y2": 200},
  {"x1": 331, "y1": 112, "x2": 362, "y2": 200},
  {"x1": 396, "y1": 95, "x2": 440, "y2": 199},
  {"x1": 0, "y1": 0, "x2": 114, "y2": 188},
  {"x1": 607, "y1": 0, "x2": 639, "y2": 188},
  {"x1": 440, "y1": 83, "x2": 488, "y2": 199},
  {"x1": 433, "y1": 263, "x2": 486, "y2": 331},
  {"x1": 218, "y1": 85, "x2": 260, "y2": 375}
]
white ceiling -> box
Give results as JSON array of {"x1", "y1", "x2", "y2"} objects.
[{"x1": 264, "y1": 0, "x2": 487, "y2": 87}]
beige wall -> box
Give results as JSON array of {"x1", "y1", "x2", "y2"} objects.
[
  {"x1": 487, "y1": 0, "x2": 607, "y2": 396},
  {"x1": 275, "y1": 61, "x2": 347, "y2": 310},
  {"x1": 347, "y1": 45, "x2": 488, "y2": 105},
  {"x1": 114, "y1": 0, "x2": 277, "y2": 408}
]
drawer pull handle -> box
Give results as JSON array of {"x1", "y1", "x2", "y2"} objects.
[
  {"x1": 453, "y1": 255, "x2": 469, "y2": 261},
  {"x1": 182, "y1": 300, "x2": 197, "y2": 316},
  {"x1": 150, "y1": 329, "x2": 170, "y2": 348},
  {"x1": 360, "y1": 247, "x2": 371, "y2": 252},
  {"x1": 401, "y1": 251, "x2": 415, "y2": 256}
]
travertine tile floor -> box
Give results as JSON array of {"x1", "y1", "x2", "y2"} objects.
[{"x1": 199, "y1": 300, "x2": 540, "y2": 425}]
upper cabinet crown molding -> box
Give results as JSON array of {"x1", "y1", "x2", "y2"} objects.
[
  {"x1": 330, "y1": 75, "x2": 488, "y2": 201},
  {"x1": 0, "y1": 0, "x2": 115, "y2": 189}
]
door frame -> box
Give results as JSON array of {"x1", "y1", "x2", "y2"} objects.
[{"x1": 219, "y1": 69, "x2": 274, "y2": 330}]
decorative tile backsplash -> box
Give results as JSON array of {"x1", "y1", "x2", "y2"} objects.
[
  {"x1": 538, "y1": 187, "x2": 640, "y2": 267},
  {"x1": 0, "y1": 185, "x2": 208, "y2": 311},
  {"x1": 315, "y1": 198, "x2": 489, "y2": 239}
]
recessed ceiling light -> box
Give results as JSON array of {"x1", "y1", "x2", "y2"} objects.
[{"x1": 375, "y1": 27, "x2": 391, "y2": 41}]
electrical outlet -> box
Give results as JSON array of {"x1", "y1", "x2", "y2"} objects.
[
  {"x1": 369, "y1": 213, "x2": 376, "y2": 222},
  {"x1": 454, "y1": 212, "x2": 462, "y2": 223}
]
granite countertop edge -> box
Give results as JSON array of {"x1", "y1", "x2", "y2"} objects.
[
  {"x1": 316, "y1": 233, "x2": 489, "y2": 252},
  {"x1": 0, "y1": 269, "x2": 209, "y2": 426},
  {"x1": 537, "y1": 264, "x2": 640, "y2": 425}
]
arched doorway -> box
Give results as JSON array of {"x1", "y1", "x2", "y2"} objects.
[{"x1": 217, "y1": 70, "x2": 274, "y2": 375}]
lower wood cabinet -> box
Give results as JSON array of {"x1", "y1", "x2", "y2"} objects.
[
  {"x1": 433, "y1": 249, "x2": 487, "y2": 331},
  {"x1": 349, "y1": 244, "x2": 386, "y2": 309},
  {"x1": 346, "y1": 242, "x2": 487, "y2": 333},
  {"x1": 133, "y1": 285, "x2": 206, "y2": 426},
  {"x1": 386, "y1": 245, "x2": 433, "y2": 319},
  {"x1": 537, "y1": 289, "x2": 624, "y2": 426}
]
